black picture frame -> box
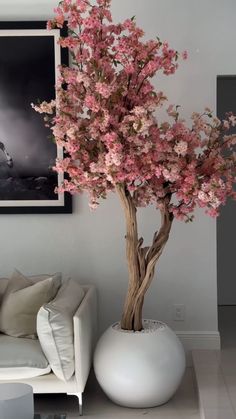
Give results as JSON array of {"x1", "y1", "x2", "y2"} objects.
[{"x1": 0, "y1": 21, "x2": 72, "y2": 214}]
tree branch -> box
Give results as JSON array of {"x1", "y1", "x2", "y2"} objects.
[
  {"x1": 116, "y1": 184, "x2": 140, "y2": 287},
  {"x1": 132, "y1": 203, "x2": 173, "y2": 316}
]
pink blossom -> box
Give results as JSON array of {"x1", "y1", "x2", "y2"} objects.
[
  {"x1": 95, "y1": 82, "x2": 114, "y2": 99},
  {"x1": 198, "y1": 191, "x2": 208, "y2": 203},
  {"x1": 223, "y1": 120, "x2": 230, "y2": 130},
  {"x1": 89, "y1": 201, "x2": 99, "y2": 210},
  {"x1": 124, "y1": 63, "x2": 135, "y2": 75},
  {"x1": 55, "y1": 14, "x2": 65, "y2": 27},
  {"x1": 167, "y1": 105, "x2": 178, "y2": 118},
  {"x1": 59, "y1": 36, "x2": 79, "y2": 50},
  {"x1": 103, "y1": 132, "x2": 117, "y2": 144},
  {"x1": 54, "y1": 158, "x2": 71, "y2": 173},
  {"x1": 85, "y1": 95, "x2": 100, "y2": 113},
  {"x1": 99, "y1": 110, "x2": 110, "y2": 132},
  {"x1": 46, "y1": 20, "x2": 53, "y2": 30},
  {"x1": 77, "y1": 72, "x2": 90, "y2": 88},
  {"x1": 32, "y1": 0, "x2": 236, "y2": 224},
  {"x1": 133, "y1": 116, "x2": 152, "y2": 134},
  {"x1": 132, "y1": 106, "x2": 146, "y2": 117},
  {"x1": 174, "y1": 140, "x2": 188, "y2": 156},
  {"x1": 97, "y1": 0, "x2": 111, "y2": 6},
  {"x1": 76, "y1": 0, "x2": 88, "y2": 13},
  {"x1": 84, "y1": 16, "x2": 101, "y2": 30},
  {"x1": 229, "y1": 115, "x2": 236, "y2": 126},
  {"x1": 31, "y1": 100, "x2": 55, "y2": 114},
  {"x1": 206, "y1": 208, "x2": 219, "y2": 217}
]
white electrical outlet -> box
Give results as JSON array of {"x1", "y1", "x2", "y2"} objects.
[{"x1": 173, "y1": 304, "x2": 185, "y2": 321}]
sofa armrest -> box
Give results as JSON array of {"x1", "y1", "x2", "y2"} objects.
[{"x1": 73, "y1": 285, "x2": 97, "y2": 392}]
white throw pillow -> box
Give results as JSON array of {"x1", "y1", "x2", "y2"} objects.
[{"x1": 37, "y1": 279, "x2": 85, "y2": 381}]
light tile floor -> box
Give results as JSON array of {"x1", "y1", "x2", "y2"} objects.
[
  {"x1": 193, "y1": 306, "x2": 236, "y2": 419},
  {"x1": 34, "y1": 368, "x2": 200, "y2": 418},
  {"x1": 35, "y1": 305, "x2": 236, "y2": 418}
]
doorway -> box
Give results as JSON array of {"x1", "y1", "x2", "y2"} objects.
[{"x1": 217, "y1": 75, "x2": 236, "y2": 349}]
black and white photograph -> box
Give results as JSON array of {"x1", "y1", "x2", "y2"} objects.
[{"x1": 0, "y1": 22, "x2": 71, "y2": 213}]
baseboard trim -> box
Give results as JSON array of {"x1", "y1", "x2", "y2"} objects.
[{"x1": 176, "y1": 331, "x2": 221, "y2": 366}]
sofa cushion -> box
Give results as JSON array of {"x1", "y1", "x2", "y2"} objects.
[
  {"x1": 0, "y1": 333, "x2": 51, "y2": 379},
  {"x1": 37, "y1": 279, "x2": 85, "y2": 381},
  {"x1": 0, "y1": 270, "x2": 61, "y2": 338},
  {"x1": 0, "y1": 274, "x2": 59, "y2": 300}
]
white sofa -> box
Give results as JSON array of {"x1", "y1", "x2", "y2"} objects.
[{"x1": 0, "y1": 281, "x2": 97, "y2": 416}]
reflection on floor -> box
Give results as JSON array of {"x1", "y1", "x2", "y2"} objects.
[
  {"x1": 34, "y1": 368, "x2": 199, "y2": 418},
  {"x1": 193, "y1": 305, "x2": 236, "y2": 419},
  {"x1": 218, "y1": 306, "x2": 236, "y2": 349}
]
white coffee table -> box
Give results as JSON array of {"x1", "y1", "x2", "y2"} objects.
[{"x1": 0, "y1": 383, "x2": 34, "y2": 419}]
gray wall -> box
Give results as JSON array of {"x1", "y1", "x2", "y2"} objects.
[{"x1": 1, "y1": 0, "x2": 235, "y2": 338}]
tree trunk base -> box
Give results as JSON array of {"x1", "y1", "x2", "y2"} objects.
[{"x1": 121, "y1": 293, "x2": 144, "y2": 331}]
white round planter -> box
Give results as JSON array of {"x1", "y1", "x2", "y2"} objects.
[{"x1": 94, "y1": 319, "x2": 186, "y2": 408}]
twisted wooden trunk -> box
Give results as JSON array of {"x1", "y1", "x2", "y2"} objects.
[{"x1": 116, "y1": 184, "x2": 173, "y2": 331}]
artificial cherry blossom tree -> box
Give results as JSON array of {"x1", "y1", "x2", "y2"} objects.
[{"x1": 33, "y1": 0, "x2": 236, "y2": 331}]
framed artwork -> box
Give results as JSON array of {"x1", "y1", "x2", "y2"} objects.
[{"x1": 0, "y1": 21, "x2": 72, "y2": 214}]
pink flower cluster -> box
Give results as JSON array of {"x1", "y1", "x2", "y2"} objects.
[{"x1": 35, "y1": 0, "x2": 236, "y2": 219}]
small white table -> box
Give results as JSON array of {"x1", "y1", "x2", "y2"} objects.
[{"x1": 0, "y1": 383, "x2": 34, "y2": 419}]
